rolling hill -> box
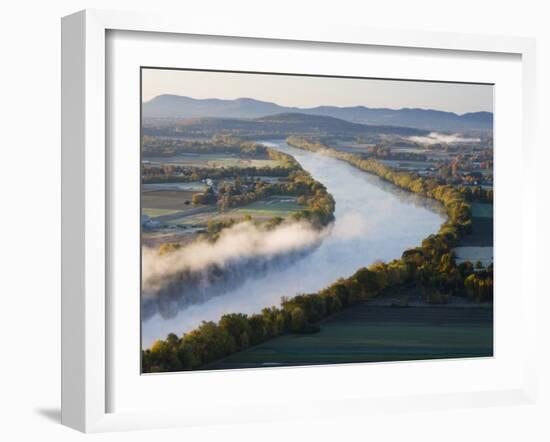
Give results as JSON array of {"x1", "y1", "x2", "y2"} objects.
[
  {"x1": 142, "y1": 112, "x2": 428, "y2": 138},
  {"x1": 143, "y1": 95, "x2": 493, "y2": 132}
]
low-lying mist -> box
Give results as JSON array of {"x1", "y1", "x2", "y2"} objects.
[
  {"x1": 409, "y1": 132, "x2": 481, "y2": 145},
  {"x1": 142, "y1": 220, "x2": 331, "y2": 319}
]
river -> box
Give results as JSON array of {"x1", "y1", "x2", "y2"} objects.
[{"x1": 141, "y1": 140, "x2": 445, "y2": 348}]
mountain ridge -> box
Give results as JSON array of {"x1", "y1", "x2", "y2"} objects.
[
  {"x1": 143, "y1": 95, "x2": 493, "y2": 131},
  {"x1": 142, "y1": 111, "x2": 428, "y2": 138}
]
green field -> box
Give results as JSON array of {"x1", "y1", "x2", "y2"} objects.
[
  {"x1": 471, "y1": 203, "x2": 493, "y2": 218},
  {"x1": 142, "y1": 182, "x2": 206, "y2": 192},
  {"x1": 144, "y1": 153, "x2": 282, "y2": 169},
  {"x1": 216, "y1": 196, "x2": 304, "y2": 222},
  {"x1": 232, "y1": 196, "x2": 303, "y2": 218},
  {"x1": 142, "y1": 189, "x2": 203, "y2": 220},
  {"x1": 454, "y1": 246, "x2": 493, "y2": 266},
  {"x1": 142, "y1": 208, "x2": 183, "y2": 218},
  {"x1": 165, "y1": 196, "x2": 304, "y2": 226},
  {"x1": 204, "y1": 304, "x2": 493, "y2": 370},
  {"x1": 142, "y1": 190, "x2": 197, "y2": 208}
]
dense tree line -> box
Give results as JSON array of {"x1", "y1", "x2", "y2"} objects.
[
  {"x1": 363, "y1": 144, "x2": 430, "y2": 162},
  {"x1": 142, "y1": 144, "x2": 299, "y2": 183},
  {"x1": 287, "y1": 136, "x2": 473, "y2": 235},
  {"x1": 142, "y1": 135, "x2": 270, "y2": 158},
  {"x1": 190, "y1": 186, "x2": 217, "y2": 205},
  {"x1": 464, "y1": 266, "x2": 494, "y2": 302},
  {"x1": 459, "y1": 185, "x2": 493, "y2": 203},
  {"x1": 187, "y1": 169, "x2": 336, "y2": 243},
  {"x1": 143, "y1": 164, "x2": 294, "y2": 183},
  {"x1": 206, "y1": 171, "x2": 335, "y2": 227}
]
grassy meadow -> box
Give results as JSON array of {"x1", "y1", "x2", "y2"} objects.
[
  {"x1": 141, "y1": 190, "x2": 202, "y2": 218},
  {"x1": 162, "y1": 195, "x2": 304, "y2": 227},
  {"x1": 144, "y1": 153, "x2": 283, "y2": 169}
]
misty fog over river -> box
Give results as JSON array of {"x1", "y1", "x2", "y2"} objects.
[{"x1": 141, "y1": 141, "x2": 445, "y2": 348}]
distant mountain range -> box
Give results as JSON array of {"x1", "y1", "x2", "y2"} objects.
[{"x1": 143, "y1": 95, "x2": 493, "y2": 132}]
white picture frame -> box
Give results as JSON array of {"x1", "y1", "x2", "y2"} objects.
[{"x1": 61, "y1": 9, "x2": 537, "y2": 433}]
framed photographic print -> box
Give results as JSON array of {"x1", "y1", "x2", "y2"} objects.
[{"x1": 61, "y1": 9, "x2": 537, "y2": 432}]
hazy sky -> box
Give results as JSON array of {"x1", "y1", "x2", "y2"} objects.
[{"x1": 142, "y1": 68, "x2": 493, "y2": 115}]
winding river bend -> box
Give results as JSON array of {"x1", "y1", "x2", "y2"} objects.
[{"x1": 141, "y1": 141, "x2": 445, "y2": 348}]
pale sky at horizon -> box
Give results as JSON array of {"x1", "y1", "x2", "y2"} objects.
[{"x1": 142, "y1": 68, "x2": 493, "y2": 115}]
